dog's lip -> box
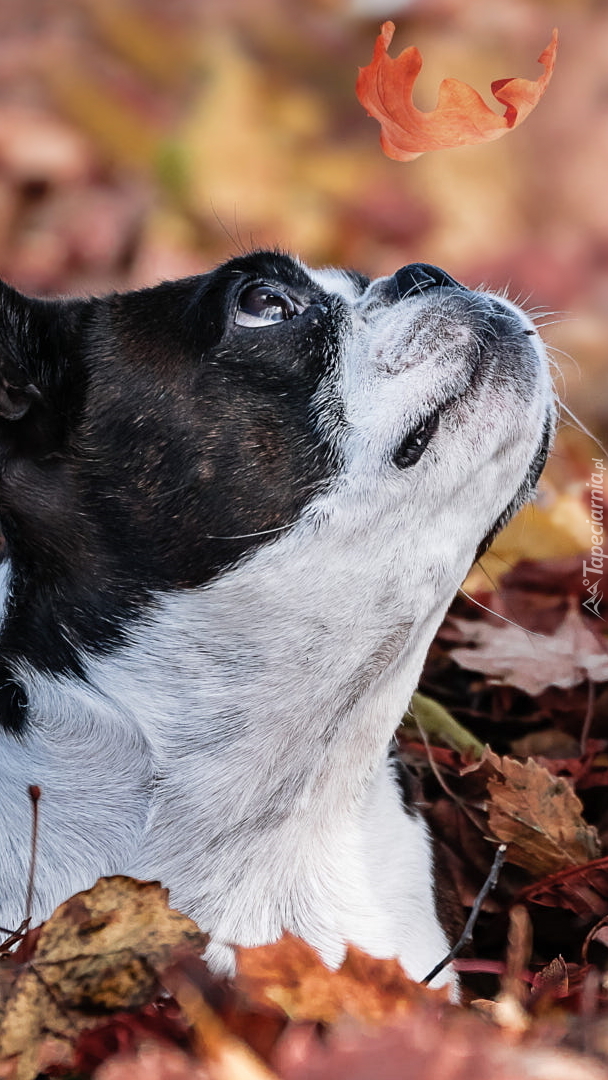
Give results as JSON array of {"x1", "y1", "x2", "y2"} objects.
[{"x1": 393, "y1": 385, "x2": 469, "y2": 470}]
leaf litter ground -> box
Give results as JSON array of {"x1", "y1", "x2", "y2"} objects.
[{"x1": 1, "y1": 545, "x2": 608, "y2": 1079}]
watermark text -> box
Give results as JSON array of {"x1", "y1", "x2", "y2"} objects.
[{"x1": 582, "y1": 458, "x2": 605, "y2": 619}]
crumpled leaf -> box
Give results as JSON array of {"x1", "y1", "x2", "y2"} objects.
[
  {"x1": 0, "y1": 876, "x2": 207, "y2": 1080},
  {"x1": 356, "y1": 22, "x2": 558, "y2": 161},
  {"x1": 235, "y1": 933, "x2": 441, "y2": 1026},
  {"x1": 483, "y1": 751, "x2": 601, "y2": 875},
  {"x1": 450, "y1": 605, "x2": 608, "y2": 696}
]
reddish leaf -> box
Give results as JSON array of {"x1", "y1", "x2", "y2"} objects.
[
  {"x1": 74, "y1": 1003, "x2": 192, "y2": 1073},
  {"x1": 356, "y1": 22, "x2": 558, "y2": 162},
  {"x1": 519, "y1": 856, "x2": 608, "y2": 917},
  {"x1": 532, "y1": 742, "x2": 608, "y2": 792},
  {"x1": 530, "y1": 956, "x2": 569, "y2": 1003},
  {"x1": 273, "y1": 999, "x2": 608, "y2": 1080}
]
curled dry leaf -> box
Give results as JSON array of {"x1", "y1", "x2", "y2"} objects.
[
  {"x1": 502, "y1": 905, "x2": 532, "y2": 1004},
  {"x1": 356, "y1": 22, "x2": 558, "y2": 161},
  {"x1": 484, "y1": 752, "x2": 601, "y2": 876},
  {"x1": 235, "y1": 933, "x2": 442, "y2": 1026},
  {"x1": 0, "y1": 876, "x2": 207, "y2": 1080}
]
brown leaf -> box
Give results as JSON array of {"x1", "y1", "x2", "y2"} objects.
[
  {"x1": 486, "y1": 756, "x2": 601, "y2": 875},
  {"x1": 235, "y1": 934, "x2": 441, "y2": 1026},
  {"x1": 450, "y1": 605, "x2": 608, "y2": 696},
  {"x1": 356, "y1": 22, "x2": 558, "y2": 162},
  {"x1": 0, "y1": 877, "x2": 206, "y2": 1080}
]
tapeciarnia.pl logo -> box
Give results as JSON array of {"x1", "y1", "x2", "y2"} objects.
[{"x1": 582, "y1": 457, "x2": 605, "y2": 620}]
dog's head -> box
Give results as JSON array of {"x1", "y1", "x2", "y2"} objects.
[{"x1": 0, "y1": 251, "x2": 553, "y2": 728}]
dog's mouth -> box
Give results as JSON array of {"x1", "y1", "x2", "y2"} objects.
[
  {"x1": 474, "y1": 405, "x2": 554, "y2": 558},
  {"x1": 393, "y1": 411, "x2": 440, "y2": 469}
]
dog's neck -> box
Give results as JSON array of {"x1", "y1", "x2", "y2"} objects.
[
  {"x1": 79, "y1": 480, "x2": 466, "y2": 808},
  {"x1": 0, "y1": 481, "x2": 463, "y2": 979}
]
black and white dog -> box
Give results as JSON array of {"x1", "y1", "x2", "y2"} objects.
[{"x1": 0, "y1": 252, "x2": 553, "y2": 992}]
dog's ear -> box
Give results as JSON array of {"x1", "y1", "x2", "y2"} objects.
[{"x1": 0, "y1": 281, "x2": 80, "y2": 452}]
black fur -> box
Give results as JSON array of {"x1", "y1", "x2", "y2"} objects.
[
  {"x1": 0, "y1": 252, "x2": 549, "y2": 736},
  {"x1": 0, "y1": 252, "x2": 351, "y2": 728}
]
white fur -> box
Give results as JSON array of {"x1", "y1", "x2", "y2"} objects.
[{"x1": 0, "y1": 273, "x2": 553, "y2": 996}]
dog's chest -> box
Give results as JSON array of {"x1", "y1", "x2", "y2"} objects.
[{"x1": 59, "y1": 506, "x2": 458, "y2": 986}]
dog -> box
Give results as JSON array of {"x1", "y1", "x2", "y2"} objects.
[{"x1": 0, "y1": 252, "x2": 553, "y2": 992}]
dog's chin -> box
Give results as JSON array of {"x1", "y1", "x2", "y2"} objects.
[{"x1": 474, "y1": 405, "x2": 554, "y2": 560}]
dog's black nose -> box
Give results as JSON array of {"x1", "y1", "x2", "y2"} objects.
[{"x1": 394, "y1": 263, "x2": 461, "y2": 299}]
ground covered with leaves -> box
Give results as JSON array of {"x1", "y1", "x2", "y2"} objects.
[{"x1": 1, "y1": 538, "x2": 608, "y2": 1080}]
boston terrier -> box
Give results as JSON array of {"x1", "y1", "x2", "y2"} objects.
[{"x1": 0, "y1": 252, "x2": 553, "y2": 992}]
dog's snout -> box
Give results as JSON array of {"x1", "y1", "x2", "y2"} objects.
[{"x1": 394, "y1": 263, "x2": 461, "y2": 298}]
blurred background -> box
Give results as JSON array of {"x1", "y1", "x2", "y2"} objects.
[{"x1": 0, "y1": 0, "x2": 605, "y2": 562}]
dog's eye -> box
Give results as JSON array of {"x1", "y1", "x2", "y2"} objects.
[{"x1": 235, "y1": 285, "x2": 300, "y2": 327}]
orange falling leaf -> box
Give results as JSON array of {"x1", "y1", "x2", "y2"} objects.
[{"x1": 356, "y1": 22, "x2": 558, "y2": 161}]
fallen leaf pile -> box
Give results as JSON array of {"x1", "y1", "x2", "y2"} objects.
[
  {"x1": 1, "y1": 531, "x2": 608, "y2": 1077},
  {"x1": 401, "y1": 545, "x2": 608, "y2": 1014}
]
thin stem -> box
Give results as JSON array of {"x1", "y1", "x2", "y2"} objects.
[{"x1": 422, "y1": 843, "x2": 507, "y2": 986}]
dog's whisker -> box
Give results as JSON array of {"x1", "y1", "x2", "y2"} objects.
[
  {"x1": 529, "y1": 309, "x2": 576, "y2": 328},
  {"x1": 554, "y1": 398, "x2": 607, "y2": 455},
  {"x1": 209, "y1": 200, "x2": 248, "y2": 256},
  {"x1": 546, "y1": 344, "x2": 581, "y2": 380},
  {"x1": 455, "y1": 581, "x2": 547, "y2": 637},
  {"x1": 202, "y1": 522, "x2": 298, "y2": 540}
]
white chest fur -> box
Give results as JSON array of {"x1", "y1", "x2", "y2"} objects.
[{"x1": 0, "y1": 493, "x2": 458, "y2": 990}]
